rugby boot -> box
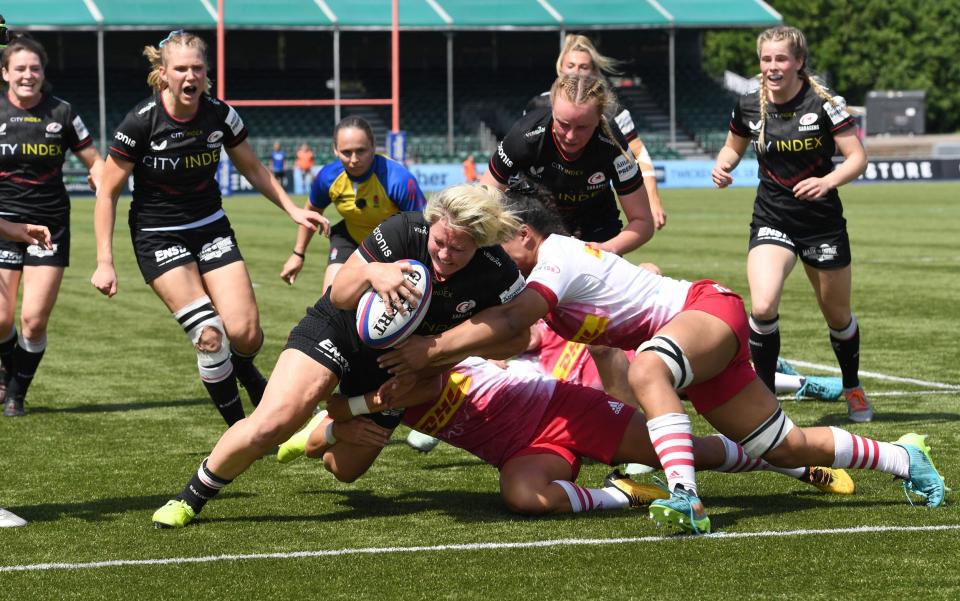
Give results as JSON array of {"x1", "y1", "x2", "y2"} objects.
[
  {"x1": 277, "y1": 411, "x2": 328, "y2": 464},
  {"x1": 844, "y1": 386, "x2": 874, "y2": 423},
  {"x1": 649, "y1": 485, "x2": 711, "y2": 534},
  {"x1": 895, "y1": 433, "x2": 946, "y2": 508},
  {"x1": 795, "y1": 376, "x2": 844, "y2": 401},
  {"x1": 152, "y1": 500, "x2": 196, "y2": 529},
  {"x1": 3, "y1": 395, "x2": 24, "y2": 417},
  {"x1": 803, "y1": 466, "x2": 855, "y2": 495},
  {"x1": 603, "y1": 469, "x2": 668, "y2": 508}
]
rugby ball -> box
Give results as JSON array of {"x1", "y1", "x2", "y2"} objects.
[{"x1": 356, "y1": 260, "x2": 433, "y2": 349}]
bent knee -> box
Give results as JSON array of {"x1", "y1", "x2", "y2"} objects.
[
  {"x1": 501, "y1": 489, "x2": 551, "y2": 516},
  {"x1": 322, "y1": 455, "x2": 360, "y2": 483},
  {"x1": 196, "y1": 325, "x2": 224, "y2": 352}
]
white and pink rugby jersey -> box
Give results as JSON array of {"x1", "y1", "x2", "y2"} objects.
[
  {"x1": 524, "y1": 234, "x2": 692, "y2": 350},
  {"x1": 402, "y1": 357, "x2": 557, "y2": 468}
]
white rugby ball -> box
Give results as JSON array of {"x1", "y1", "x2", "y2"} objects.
[{"x1": 356, "y1": 260, "x2": 433, "y2": 349}]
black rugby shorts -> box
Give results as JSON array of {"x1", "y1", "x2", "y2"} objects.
[
  {"x1": 131, "y1": 217, "x2": 244, "y2": 283},
  {"x1": 749, "y1": 222, "x2": 852, "y2": 269},
  {"x1": 0, "y1": 224, "x2": 70, "y2": 270}
]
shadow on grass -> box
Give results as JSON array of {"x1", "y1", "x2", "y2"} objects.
[
  {"x1": 10, "y1": 491, "x2": 256, "y2": 524},
  {"x1": 703, "y1": 491, "x2": 907, "y2": 531},
  {"x1": 27, "y1": 398, "x2": 210, "y2": 414},
  {"x1": 807, "y1": 411, "x2": 960, "y2": 427}
]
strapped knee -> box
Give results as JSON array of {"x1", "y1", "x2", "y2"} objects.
[
  {"x1": 739, "y1": 407, "x2": 795, "y2": 458},
  {"x1": 174, "y1": 297, "x2": 232, "y2": 383},
  {"x1": 637, "y1": 335, "x2": 694, "y2": 389}
]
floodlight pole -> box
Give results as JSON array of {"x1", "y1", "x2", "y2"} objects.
[
  {"x1": 97, "y1": 27, "x2": 107, "y2": 153},
  {"x1": 334, "y1": 29, "x2": 341, "y2": 125},
  {"x1": 668, "y1": 27, "x2": 676, "y2": 148},
  {"x1": 391, "y1": 0, "x2": 400, "y2": 131},
  {"x1": 446, "y1": 32, "x2": 454, "y2": 155},
  {"x1": 217, "y1": 0, "x2": 225, "y2": 100}
]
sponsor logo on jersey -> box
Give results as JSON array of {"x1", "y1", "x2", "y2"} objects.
[
  {"x1": 9, "y1": 116, "x2": 41, "y2": 124},
  {"x1": 799, "y1": 113, "x2": 818, "y2": 126},
  {"x1": 755, "y1": 226, "x2": 794, "y2": 246},
  {"x1": 824, "y1": 96, "x2": 850, "y2": 125},
  {"x1": 27, "y1": 243, "x2": 59, "y2": 258},
  {"x1": 138, "y1": 101, "x2": 157, "y2": 115},
  {"x1": 500, "y1": 274, "x2": 526, "y2": 303},
  {"x1": 154, "y1": 244, "x2": 190, "y2": 265},
  {"x1": 802, "y1": 243, "x2": 839, "y2": 263},
  {"x1": 315, "y1": 338, "x2": 349, "y2": 372},
  {"x1": 607, "y1": 400, "x2": 625, "y2": 415},
  {"x1": 496, "y1": 141, "x2": 513, "y2": 168},
  {"x1": 587, "y1": 171, "x2": 606, "y2": 185},
  {"x1": 412, "y1": 371, "x2": 471, "y2": 434},
  {"x1": 0, "y1": 249, "x2": 23, "y2": 264},
  {"x1": 551, "y1": 162, "x2": 583, "y2": 176},
  {"x1": 115, "y1": 131, "x2": 137, "y2": 147},
  {"x1": 150, "y1": 139, "x2": 168, "y2": 151},
  {"x1": 6, "y1": 143, "x2": 64, "y2": 157},
  {"x1": 0, "y1": 143, "x2": 18, "y2": 155},
  {"x1": 72, "y1": 116, "x2": 90, "y2": 140},
  {"x1": 46, "y1": 122, "x2": 63, "y2": 133},
  {"x1": 613, "y1": 154, "x2": 638, "y2": 180},
  {"x1": 534, "y1": 263, "x2": 560, "y2": 274},
  {"x1": 0, "y1": 123, "x2": 6, "y2": 135},
  {"x1": 583, "y1": 245, "x2": 602, "y2": 259},
  {"x1": 528, "y1": 166, "x2": 544, "y2": 177},
  {"x1": 481, "y1": 249, "x2": 502, "y2": 268},
  {"x1": 207, "y1": 130, "x2": 224, "y2": 145},
  {"x1": 524, "y1": 125, "x2": 545, "y2": 138},
  {"x1": 371, "y1": 225, "x2": 392, "y2": 258},
  {"x1": 773, "y1": 137, "x2": 824, "y2": 153},
  {"x1": 198, "y1": 236, "x2": 236, "y2": 262},
  {"x1": 225, "y1": 106, "x2": 244, "y2": 135},
  {"x1": 598, "y1": 133, "x2": 615, "y2": 146},
  {"x1": 571, "y1": 314, "x2": 610, "y2": 344},
  {"x1": 455, "y1": 300, "x2": 477, "y2": 314},
  {"x1": 552, "y1": 341, "x2": 586, "y2": 381}
]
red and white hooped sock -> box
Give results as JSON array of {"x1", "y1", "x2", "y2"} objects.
[
  {"x1": 829, "y1": 426, "x2": 909, "y2": 478},
  {"x1": 647, "y1": 412, "x2": 697, "y2": 494}
]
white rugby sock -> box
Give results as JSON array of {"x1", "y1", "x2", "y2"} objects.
[
  {"x1": 553, "y1": 480, "x2": 630, "y2": 513},
  {"x1": 830, "y1": 427, "x2": 909, "y2": 478}
]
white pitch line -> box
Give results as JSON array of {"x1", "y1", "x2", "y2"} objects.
[
  {"x1": 2, "y1": 524, "x2": 958, "y2": 573},
  {"x1": 785, "y1": 358, "x2": 960, "y2": 390},
  {"x1": 779, "y1": 389, "x2": 960, "y2": 402}
]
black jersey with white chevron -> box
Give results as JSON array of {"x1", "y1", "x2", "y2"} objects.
[
  {"x1": 0, "y1": 93, "x2": 92, "y2": 226},
  {"x1": 109, "y1": 93, "x2": 247, "y2": 229},
  {"x1": 729, "y1": 81, "x2": 856, "y2": 232}
]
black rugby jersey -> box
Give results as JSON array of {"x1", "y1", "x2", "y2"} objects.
[
  {"x1": 488, "y1": 107, "x2": 642, "y2": 241},
  {"x1": 0, "y1": 93, "x2": 92, "y2": 225},
  {"x1": 729, "y1": 81, "x2": 856, "y2": 231},
  {"x1": 357, "y1": 212, "x2": 525, "y2": 336},
  {"x1": 525, "y1": 91, "x2": 640, "y2": 144},
  {"x1": 109, "y1": 93, "x2": 247, "y2": 229}
]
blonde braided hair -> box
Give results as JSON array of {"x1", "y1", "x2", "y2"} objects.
[
  {"x1": 549, "y1": 74, "x2": 633, "y2": 163},
  {"x1": 755, "y1": 26, "x2": 839, "y2": 153}
]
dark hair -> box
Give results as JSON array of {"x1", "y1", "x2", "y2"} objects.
[
  {"x1": 1, "y1": 33, "x2": 48, "y2": 70},
  {"x1": 502, "y1": 178, "x2": 569, "y2": 237},
  {"x1": 333, "y1": 116, "x2": 376, "y2": 149}
]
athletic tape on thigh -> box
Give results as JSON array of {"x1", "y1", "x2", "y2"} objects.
[
  {"x1": 637, "y1": 335, "x2": 694, "y2": 389},
  {"x1": 739, "y1": 407, "x2": 795, "y2": 458},
  {"x1": 173, "y1": 296, "x2": 232, "y2": 382}
]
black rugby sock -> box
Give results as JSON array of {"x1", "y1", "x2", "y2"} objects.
[
  {"x1": 202, "y1": 375, "x2": 245, "y2": 426},
  {"x1": 0, "y1": 327, "x2": 17, "y2": 384},
  {"x1": 748, "y1": 314, "x2": 780, "y2": 393},
  {"x1": 5, "y1": 340, "x2": 46, "y2": 401},
  {"x1": 231, "y1": 344, "x2": 267, "y2": 407},
  {"x1": 176, "y1": 458, "x2": 232, "y2": 514},
  {"x1": 830, "y1": 317, "x2": 861, "y2": 389}
]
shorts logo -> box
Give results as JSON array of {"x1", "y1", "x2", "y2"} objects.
[
  {"x1": 755, "y1": 226, "x2": 794, "y2": 247},
  {"x1": 46, "y1": 122, "x2": 63, "y2": 133},
  {"x1": 154, "y1": 244, "x2": 190, "y2": 266},
  {"x1": 607, "y1": 400, "x2": 624, "y2": 415},
  {"x1": 315, "y1": 338, "x2": 349, "y2": 372},
  {"x1": 0, "y1": 249, "x2": 23, "y2": 264},
  {"x1": 27, "y1": 243, "x2": 59, "y2": 258},
  {"x1": 198, "y1": 236, "x2": 236, "y2": 262},
  {"x1": 802, "y1": 243, "x2": 839, "y2": 263},
  {"x1": 455, "y1": 300, "x2": 477, "y2": 314},
  {"x1": 587, "y1": 171, "x2": 606, "y2": 185}
]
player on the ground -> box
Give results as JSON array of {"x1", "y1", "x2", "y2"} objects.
[
  {"x1": 280, "y1": 116, "x2": 424, "y2": 291},
  {"x1": 150, "y1": 183, "x2": 528, "y2": 528},
  {"x1": 526, "y1": 34, "x2": 666, "y2": 230},
  {"x1": 379, "y1": 191, "x2": 946, "y2": 534},
  {"x1": 90, "y1": 31, "x2": 326, "y2": 426},
  {"x1": 482, "y1": 74, "x2": 654, "y2": 256},
  {"x1": 0, "y1": 33, "x2": 103, "y2": 417},
  {"x1": 277, "y1": 356, "x2": 853, "y2": 515},
  {"x1": 711, "y1": 26, "x2": 871, "y2": 422}
]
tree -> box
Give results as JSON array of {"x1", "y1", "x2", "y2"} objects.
[{"x1": 702, "y1": 0, "x2": 960, "y2": 133}]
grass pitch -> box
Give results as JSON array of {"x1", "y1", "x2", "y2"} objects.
[{"x1": 1, "y1": 182, "x2": 958, "y2": 600}]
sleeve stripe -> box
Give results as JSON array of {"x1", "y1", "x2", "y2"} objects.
[{"x1": 526, "y1": 281, "x2": 558, "y2": 312}]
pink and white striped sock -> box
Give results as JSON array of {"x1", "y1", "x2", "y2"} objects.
[
  {"x1": 552, "y1": 480, "x2": 630, "y2": 513},
  {"x1": 830, "y1": 427, "x2": 909, "y2": 478},
  {"x1": 647, "y1": 412, "x2": 697, "y2": 494}
]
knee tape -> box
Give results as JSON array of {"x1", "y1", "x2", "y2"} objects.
[
  {"x1": 637, "y1": 335, "x2": 694, "y2": 389},
  {"x1": 739, "y1": 407, "x2": 795, "y2": 458},
  {"x1": 174, "y1": 297, "x2": 232, "y2": 383}
]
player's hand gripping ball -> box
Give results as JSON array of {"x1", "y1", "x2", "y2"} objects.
[{"x1": 356, "y1": 260, "x2": 432, "y2": 349}]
